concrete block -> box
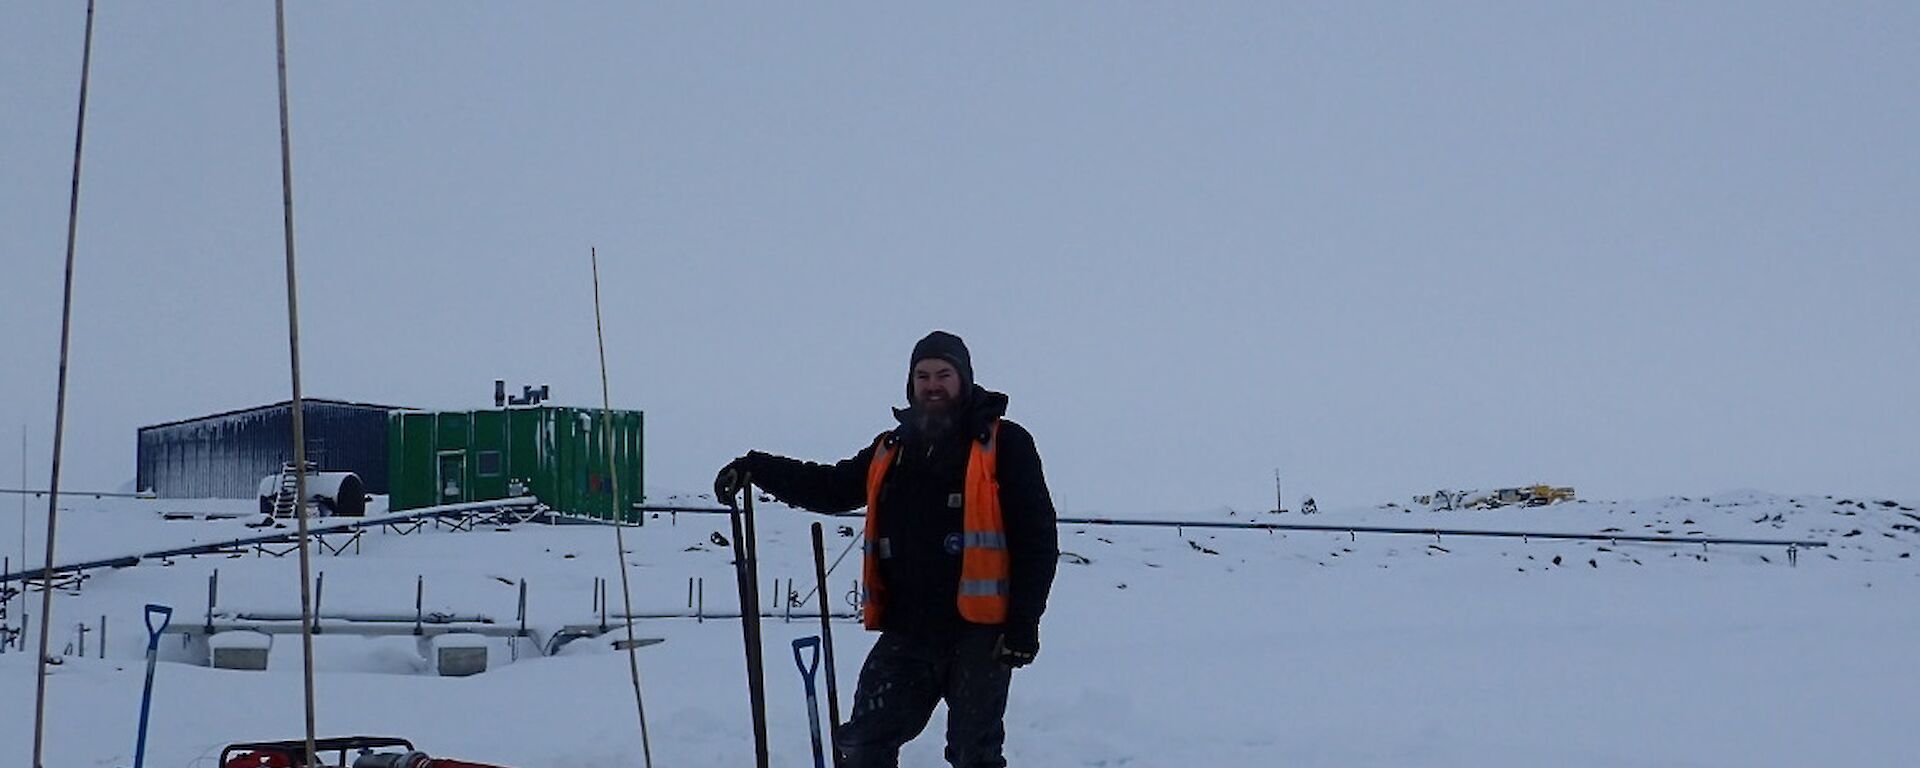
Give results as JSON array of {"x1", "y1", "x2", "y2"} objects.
[
  {"x1": 209, "y1": 630, "x2": 272, "y2": 671},
  {"x1": 432, "y1": 632, "x2": 488, "y2": 677}
]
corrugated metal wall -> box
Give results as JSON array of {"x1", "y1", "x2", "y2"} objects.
[{"x1": 135, "y1": 400, "x2": 398, "y2": 498}]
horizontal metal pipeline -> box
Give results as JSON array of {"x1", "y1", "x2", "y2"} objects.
[
  {"x1": 1, "y1": 497, "x2": 546, "y2": 584},
  {"x1": 610, "y1": 611, "x2": 859, "y2": 621},
  {"x1": 160, "y1": 620, "x2": 529, "y2": 638},
  {"x1": 225, "y1": 611, "x2": 497, "y2": 624},
  {"x1": 0, "y1": 486, "x2": 146, "y2": 499},
  {"x1": 1061, "y1": 517, "x2": 1829, "y2": 549},
  {"x1": 631, "y1": 505, "x2": 1827, "y2": 549}
]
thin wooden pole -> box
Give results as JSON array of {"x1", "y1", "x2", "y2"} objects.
[
  {"x1": 592, "y1": 248, "x2": 655, "y2": 768},
  {"x1": 31, "y1": 2, "x2": 96, "y2": 765},
  {"x1": 270, "y1": 1, "x2": 320, "y2": 762}
]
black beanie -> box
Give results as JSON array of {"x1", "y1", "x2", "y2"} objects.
[{"x1": 908, "y1": 330, "x2": 974, "y2": 398}]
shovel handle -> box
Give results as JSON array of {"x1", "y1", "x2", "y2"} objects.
[
  {"x1": 792, "y1": 635, "x2": 820, "y2": 678},
  {"x1": 144, "y1": 604, "x2": 173, "y2": 647}
]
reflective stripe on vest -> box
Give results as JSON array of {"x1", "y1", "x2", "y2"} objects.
[
  {"x1": 959, "y1": 579, "x2": 1010, "y2": 597},
  {"x1": 861, "y1": 421, "x2": 1010, "y2": 630},
  {"x1": 963, "y1": 531, "x2": 1007, "y2": 549}
]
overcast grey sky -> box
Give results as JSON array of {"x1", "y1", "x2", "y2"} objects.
[{"x1": 4, "y1": 3, "x2": 1916, "y2": 515}]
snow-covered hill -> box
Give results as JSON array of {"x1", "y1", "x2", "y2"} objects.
[{"x1": 1, "y1": 490, "x2": 1914, "y2": 766}]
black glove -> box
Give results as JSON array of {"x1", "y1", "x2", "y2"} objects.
[
  {"x1": 713, "y1": 452, "x2": 764, "y2": 507},
  {"x1": 994, "y1": 621, "x2": 1039, "y2": 668}
]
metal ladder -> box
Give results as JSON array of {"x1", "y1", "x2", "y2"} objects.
[{"x1": 271, "y1": 461, "x2": 318, "y2": 519}]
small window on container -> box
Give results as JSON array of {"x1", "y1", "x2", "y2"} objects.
[{"x1": 477, "y1": 450, "x2": 503, "y2": 477}]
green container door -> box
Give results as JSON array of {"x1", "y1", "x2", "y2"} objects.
[
  {"x1": 508, "y1": 408, "x2": 542, "y2": 499},
  {"x1": 437, "y1": 450, "x2": 466, "y2": 505},
  {"x1": 389, "y1": 412, "x2": 437, "y2": 510},
  {"x1": 468, "y1": 410, "x2": 509, "y2": 502}
]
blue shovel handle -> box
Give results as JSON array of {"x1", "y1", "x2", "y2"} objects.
[
  {"x1": 134, "y1": 604, "x2": 173, "y2": 768},
  {"x1": 792, "y1": 636, "x2": 826, "y2": 768},
  {"x1": 144, "y1": 604, "x2": 172, "y2": 650},
  {"x1": 792, "y1": 636, "x2": 820, "y2": 687}
]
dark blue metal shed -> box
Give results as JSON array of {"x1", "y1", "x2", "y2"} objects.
[{"x1": 136, "y1": 399, "x2": 407, "y2": 499}]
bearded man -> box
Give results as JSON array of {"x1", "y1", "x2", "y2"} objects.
[{"x1": 716, "y1": 330, "x2": 1059, "y2": 768}]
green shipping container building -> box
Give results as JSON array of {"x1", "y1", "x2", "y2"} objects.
[{"x1": 388, "y1": 407, "x2": 643, "y2": 520}]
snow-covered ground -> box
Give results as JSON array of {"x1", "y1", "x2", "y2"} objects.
[{"x1": 2, "y1": 490, "x2": 1915, "y2": 767}]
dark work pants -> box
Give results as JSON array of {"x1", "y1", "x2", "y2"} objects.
[{"x1": 836, "y1": 626, "x2": 1013, "y2": 768}]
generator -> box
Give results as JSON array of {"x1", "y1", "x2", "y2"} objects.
[{"x1": 220, "y1": 736, "x2": 510, "y2": 768}]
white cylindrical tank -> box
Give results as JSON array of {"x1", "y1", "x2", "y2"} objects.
[{"x1": 257, "y1": 471, "x2": 367, "y2": 517}]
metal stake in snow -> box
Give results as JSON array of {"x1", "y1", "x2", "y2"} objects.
[
  {"x1": 728, "y1": 484, "x2": 772, "y2": 768},
  {"x1": 811, "y1": 523, "x2": 844, "y2": 767},
  {"x1": 590, "y1": 247, "x2": 656, "y2": 768},
  {"x1": 18, "y1": 427, "x2": 25, "y2": 620},
  {"x1": 31, "y1": 2, "x2": 95, "y2": 766},
  {"x1": 270, "y1": 1, "x2": 321, "y2": 762}
]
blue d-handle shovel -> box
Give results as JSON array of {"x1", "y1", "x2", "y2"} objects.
[
  {"x1": 792, "y1": 636, "x2": 826, "y2": 768},
  {"x1": 133, "y1": 604, "x2": 172, "y2": 768}
]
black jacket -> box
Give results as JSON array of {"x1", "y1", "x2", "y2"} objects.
[{"x1": 745, "y1": 386, "x2": 1058, "y2": 633}]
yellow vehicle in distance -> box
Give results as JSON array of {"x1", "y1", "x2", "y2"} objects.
[{"x1": 1415, "y1": 485, "x2": 1577, "y2": 510}]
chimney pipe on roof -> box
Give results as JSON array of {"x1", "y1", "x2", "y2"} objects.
[{"x1": 494, "y1": 380, "x2": 507, "y2": 408}]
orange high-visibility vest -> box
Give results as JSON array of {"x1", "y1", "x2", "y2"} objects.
[{"x1": 861, "y1": 421, "x2": 1009, "y2": 630}]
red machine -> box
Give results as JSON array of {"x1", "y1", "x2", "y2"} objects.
[{"x1": 220, "y1": 736, "x2": 511, "y2": 768}]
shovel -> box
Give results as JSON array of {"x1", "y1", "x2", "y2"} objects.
[
  {"x1": 133, "y1": 604, "x2": 171, "y2": 768},
  {"x1": 791, "y1": 636, "x2": 825, "y2": 768}
]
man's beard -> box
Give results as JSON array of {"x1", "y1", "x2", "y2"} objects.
[{"x1": 913, "y1": 397, "x2": 958, "y2": 437}]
